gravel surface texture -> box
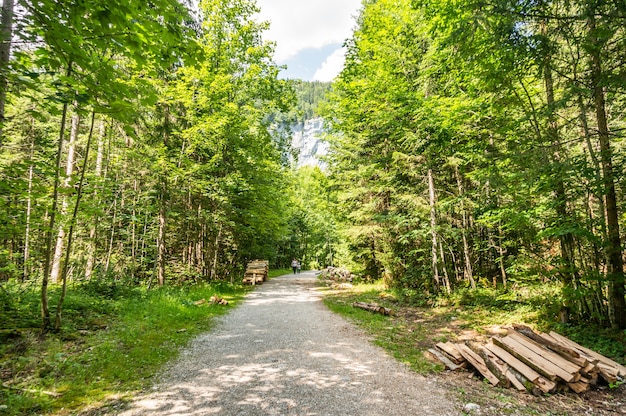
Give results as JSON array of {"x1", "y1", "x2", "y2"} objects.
[{"x1": 117, "y1": 272, "x2": 459, "y2": 415}]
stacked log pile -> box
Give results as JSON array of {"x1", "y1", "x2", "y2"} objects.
[
  {"x1": 427, "y1": 325, "x2": 626, "y2": 395},
  {"x1": 318, "y1": 267, "x2": 354, "y2": 283},
  {"x1": 242, "y1": 260, "x2": 269, "y2": 285}
]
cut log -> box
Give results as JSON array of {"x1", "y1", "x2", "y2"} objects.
[
  {"x1": 485, "y1": 342, "x2": 556, "y2": 393},
  {"x1": 567, "y1": 380, "x2": 591, "y2": 394},
  {"x1": 507, "y1": 330, "x2": 583, "y2": 375},
  {"x1": 503, "y1": 367, "x2": 528, "y2": 391},
  {"x1": 513, "y1": 325, "x2": 588, "y2": 367},
  {"x1": 424, "y1": 348, "x2": 463, "y2": 371},
  {"x1": 495, "y1": 335, "x2": 578, "y2": 383},
  {"x1": 480, "y1": 346, "x2": 520, "y2": 389},
  {"x1": 549, "y1": 331, "x2": 626, "y2": 377},
  {"x1": 352, "y1": 302, "x2": 394, "y2": 316},
  {"x1": 456, "y1": 343, "x2": 501, "y2": 386},
  {"x1": 436, "y1": 342, "x2": 465, "y2": 364},
  {"x1": 597, "y1": 362, "x2": 619, "y2": 384}
]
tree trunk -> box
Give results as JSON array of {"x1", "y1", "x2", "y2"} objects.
[
  {"x1": 50, "y1": 111, "x2": 80, "y2": 283},
  {"x1": 84, "y1": 120, "x2": 106, "y2": 280},
  {"x1": 54, "y1": 112, "x2": 95, "y2": 331},
  {"x1": 428, "y1": 168, "x2": 440, "y2": 292},
  {"x1": 587, "y1": 14, "x2": 626, "y2": 329},
  {"x1": 455, "y1": 165, "x2": 475, "y2": 289},
  {"x1": 157, "y1": 181, "x2": 167, "y2": 286},
  {"x1": 210, "y1": 223, "x2": 222, "y2": 280},
  {"x1": 0, "y1": 0, "x2": 13, "y2": 143},
  {"x1": 23, "y1": 129, "x2": 34, "y2": 281},
  {"x1": 497, "y1": 225, "x2": 507, "y2": 289},
  {"x1": 41, "y1": 85, "x2": 71, "y2": 333}
]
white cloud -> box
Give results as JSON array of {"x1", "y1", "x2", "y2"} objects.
[
  {"x1": 312, "y1": 47, "x2": 346, "y2": 82},
  {"x1": 256, "y1": 0, "x2": 361, "y2": 62}
]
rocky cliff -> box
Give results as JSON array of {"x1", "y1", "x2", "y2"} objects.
[{"x1": 291, "y1": 117, "x2": 329, "y2": 169}]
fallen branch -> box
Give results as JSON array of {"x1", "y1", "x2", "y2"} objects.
[{"x1": 352, "y1": 301, "x2": 394, "y2": 316}]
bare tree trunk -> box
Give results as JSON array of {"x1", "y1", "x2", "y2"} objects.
[
  {"x1": 210, "y1": 224, "x2": 222, "y2": 280},
  {"x1": 455, "y1": 165, "x2": 475, "y2": 289},
  {"x1": 438, "y1": 241, "x2": 450, "y2": 293},
  {"x1": 105, "y1": 186, "x2": 119, "y2": 276},
  {"x1": 0, "y1": 0, "x2": 13, "y2": 143},
  {"x1": 587, "y1": 13, "x2": 625, "y2": 329},
  {"x1": 42, "y1": 73, "x2": 72, "y2": 332},
  {"x1": 23, "y1": 129, "x2": 34, "y2": 281},
  {"x1": 497, "y1": 225, "x2": 507, "y2": 288},
  {"x1": 50, "y1": 111, "x2": 80, "y2": 283},
  {"x1": 84, "y1": 121, "x2": 106, "y2": 280},
  {"x1": 54, "y1": 112, "x2": 95, "y2": 331},
  {"x1": 428, "y1": 169, "x2": 440, "y2": 292},
  {"x1": 156, "y1": 179, "x2": 167, "y2": 286}
]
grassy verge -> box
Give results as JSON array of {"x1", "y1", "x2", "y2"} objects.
[
  {"x1": 268, "y1": 269, "x2": 291, "y2": 279},
  {"x1": 0, "y1": 280, "x2": 249, "y2": 416}
]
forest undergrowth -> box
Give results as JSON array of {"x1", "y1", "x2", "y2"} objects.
[{"x1": 0, "y1": 280, "x2": 250, "y2": 416}]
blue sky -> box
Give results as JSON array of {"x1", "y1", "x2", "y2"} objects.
[
  {"x1": 255, "y1": 0, "x2": 361, "y2": 82},
  {"x1": 278, "y1": 43, "x2": 343, "y2": 81}
]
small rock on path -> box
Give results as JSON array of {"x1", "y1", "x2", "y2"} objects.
[{"x1": 117, "y1": 272, "x2": 458, "y2": 415}]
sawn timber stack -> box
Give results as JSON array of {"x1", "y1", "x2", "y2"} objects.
[
  {"x1": 242, "y1": 260, "x2": 269, "y2": 285},
  {"x1": 426, "y1": 325, "x2": 626, "y2": 395}
]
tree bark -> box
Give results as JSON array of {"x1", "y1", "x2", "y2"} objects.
[
  {"x1": 428, "y1": 168, "x2": 440, "y2": 292},
  {"x1": 41, "y1": 87, "x2": 71, "y2": 333},
  {"x1": 455, "y1": 165, "x2": 475, "y2": 289},
  {"x1": 84, "y1": 120, "x2": 106, "y2": 280},
  {"x1": 157, "y1": 180, "x2": 167, "y2": 286},
  {"x1": 50, "y1": 111, "x2": 80, "y2": 283},
  {"x1": 0, "y1": 0, "x2": 13, "y2": 143},
  {"x1": 587, "y1": 14, "x2": 625, "y2": 329},
  {"x1": 54, "y1": 112, "x2": 95, "y2": 331},
  {"x1": 210, "y1": 223, "x2": 222, "y2": 280},
  {"x1": 23, "y1": 127, "x2": 34, "y2": 281}
]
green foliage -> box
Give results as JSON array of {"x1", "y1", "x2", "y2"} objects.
[{"x1": 325, "y1": 0, "x2": 626, "y2": 328}]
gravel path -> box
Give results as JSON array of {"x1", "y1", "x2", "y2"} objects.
[{"x1": 117, "y1": 272, "x2": 459, "y2": 415}]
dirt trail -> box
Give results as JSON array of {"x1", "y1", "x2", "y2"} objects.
[{"x1": 116, "y1": 272, "x2": 459, "y2": 415}]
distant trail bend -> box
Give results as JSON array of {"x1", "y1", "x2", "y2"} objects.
[{"x1": 117, "y1": 272, "x2": 458, "y2": 415}]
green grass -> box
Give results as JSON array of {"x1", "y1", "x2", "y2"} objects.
[
  {"x1": 0, "y1": 280, "x2": 249, "y2": 415},
  {"x1": 268, "y1": 269, "x2": 291, "y2": 278}
]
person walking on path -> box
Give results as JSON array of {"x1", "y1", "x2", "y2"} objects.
[{"x1": 291, "y1": 258, "x2": 298, "y2": 274}]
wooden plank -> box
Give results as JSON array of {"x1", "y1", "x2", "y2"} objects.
[
  {"x1": 436, "y1": 342, "x2": 465, "y2": 364},
  {"x1": 508, "y1": 331, "x2": 583, "y2": 375},
  {"x1": 485, "y1": 343, "x2": 540, "y2": 382},
  {"x1": 567, "y1": 381, "x2": 591, "y2": 394},
  {"x1": 597, "y1": 362, "x2": 619, "y2": 384},
  {"x1": 513, "y1": 325, "x2": 588, "y2": 367},
  {"x1": 480, "y1": 346, "x2": 526, "y2": 390},
  {"x1": 549, "y1": 331, "x2": 626, "y2": 376},
  {"x1": 504, "y1": 367, "x2": 528, "y2": 391},
  {"x1": 456, "y1": 344, "x2": 501, "y2": 386},
  {"x1": 425, "y1": 348, "x2": 463, "y2": 371},
  {"x1": 479, "y1": 346, "x2": 510, "y2": 385},
  {"x1": 485, "y1": 342, "x2": 557, "y2": 393},
  {"x1": 494, "y1": 335, "x2": 576, "y2": 382}
]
